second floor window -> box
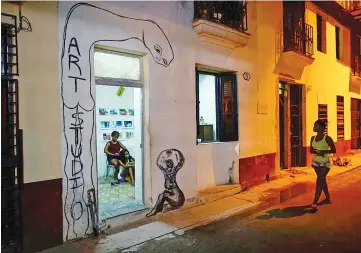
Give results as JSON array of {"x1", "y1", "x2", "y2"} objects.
[
  {"x1": 335, "y1": 26, "x2": 341, "y2": 60},
  {"x1": 316, "y1": 14, "x2": 326, "y2": 53}
]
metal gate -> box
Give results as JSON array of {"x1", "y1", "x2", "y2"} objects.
[
  {"x1": 279, "y1": 82, "x2": 286, "y2": 169},
  {"x1": 289, "y1": 85, "x2": 303, "y2": 167},
  {"x1": 1, "y1": 14, "x2": 23, "y2": 253},
  {"x1": 351, "y1": 98, "x2": 361, "y2": 149}
]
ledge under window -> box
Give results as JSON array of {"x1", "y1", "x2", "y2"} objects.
[
  {"x1": 193, "y1": 19, "x2": 251, "y2": 49},
  {"x1": 193, "y1": 1, "x2": 250, "y2": 49}
]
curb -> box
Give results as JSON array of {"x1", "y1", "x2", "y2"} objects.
[
  {"x1": 261, "y1": 164, "x2": 361, "y2": 206},
  {"x1": 329, "y1": 165, "x2": 361, "y2": 180},
  {"x1": 173, "y1": 201, "x2": 263, "y2": 235},
  {"x1": 116, "y1": 201, "x2": 264, "y2": 252}
]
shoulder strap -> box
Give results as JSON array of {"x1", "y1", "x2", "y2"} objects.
[{"x1": 322, "y1": 134, "x2": 327, "y2": 141}]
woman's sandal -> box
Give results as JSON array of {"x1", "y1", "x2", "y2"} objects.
[
  {"x1": 319, "y1": 199, "x2": 331, "y2": 205},
  {"x1": 311, "y1": 203, "x2": 318, "y2": 209}
]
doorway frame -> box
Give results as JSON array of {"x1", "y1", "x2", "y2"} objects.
[
  {"x1": 350, "y1": 97, "x2": 361, "y2": 149},
  {"x1": 278, "y1": 78, "x2": 307, "y2": 169},
  {"x1": 93, "y1": 46, "x2": 147, "y2": 219}
]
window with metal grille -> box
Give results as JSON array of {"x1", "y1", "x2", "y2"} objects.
[
  {"x1": 196, "y1": 70, "x2": 238, "y2": 143},
  {"x1": 335, "y1": 26, "x2": 341, "y2": 60},
  {"x1": 337, "y1": 96, "x2": 344, "y2": 140},
  {"x1": 1, "y1": 14, "x2": 19, "y2": 76},
  {"x1": 318, "y1": 104, "x2": 328, "y2": 134},
  {"x1": 1, "y1": 13, "x2": 23, "y2": 253}
]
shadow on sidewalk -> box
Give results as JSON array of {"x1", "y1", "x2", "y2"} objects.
[{"x1": 256, "y1": 205, "x2": 318, "y2": 219}]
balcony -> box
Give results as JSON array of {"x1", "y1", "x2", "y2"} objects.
[
  {"x1": 274, "y1": 21, "x2": 315, "y2": 80},
  {"x1": 192, "y1": 1, "x2": 250, "y2": 49},
  {"x1": 350, "y1": 55, "x2": 361, "y2": 93},
  {"x1": 337, "y1": 0, "x2": 361, "y2": 21}
]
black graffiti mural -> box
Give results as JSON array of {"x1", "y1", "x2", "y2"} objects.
[
  {"x1": 146, "y1": 149, "x2": 185, "y2": 217},
  {"x1": 60, "y1": 2, "x2": 174, "y2": 240}
]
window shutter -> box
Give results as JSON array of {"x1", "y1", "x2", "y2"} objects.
[
  {"x1": 336, "y1": 26, "x2": 341, "y2": 60},
  {"x1": 196, "y1": 69, "x2": 200, "y2": 145},
  {"x1": 316, "y1": 14, "x2": 322, "y2": 52},
  {"x1": 218, "y1": 74, "x2": 238, "y2": 142}
]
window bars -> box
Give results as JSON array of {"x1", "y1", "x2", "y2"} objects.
[{"x1": 1, "y1": 14, "x2": 19, "y2": 77}]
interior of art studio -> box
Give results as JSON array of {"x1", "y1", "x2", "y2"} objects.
[{"x1": 95, "y1": 84, "x2": 144, "y2": 219}]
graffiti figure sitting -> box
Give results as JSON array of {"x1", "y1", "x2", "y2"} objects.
[{"x1": 146, "y1": 149, "x2": 185, "y2": 217}]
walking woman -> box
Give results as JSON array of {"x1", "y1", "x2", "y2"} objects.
[{"x1": 310, "y1": 120, "x2": 336, "y2": 209}]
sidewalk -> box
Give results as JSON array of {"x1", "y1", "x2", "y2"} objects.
[{"x1": 41, "y1": 152, "x2": 361, "y2": 253}]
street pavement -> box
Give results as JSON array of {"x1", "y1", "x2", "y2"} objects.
[{"x1": 131, "y1": 167, "x2": 361, "y2": 253}]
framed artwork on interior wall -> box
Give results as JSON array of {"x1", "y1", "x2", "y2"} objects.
[
  {"x1": 110, "y1": 108, "x2": 118, "y2": 115},
  {"x1": 128, "y1": 109, "x2": 134, "y2": 116},
  {"x1": 98, "y1": 107, "x2": 109, "y2": 116},
  {"x1": 119, "y1": 108, "x2": 127, "y2": 115},
  {"x1": 124, "y1": 120, "x2": 133, "y2": 129},
  {"x1": 118, "y1": 131, "x2": 125, "y2": 141},
  {"x1": 100, "y1": 121, "x2": 111, "y2": 129},
  {"x1": 119, "y1": 131, "x2": 125, "y2": 141},
  {"x1": 113, "y1": 120, "x2": 123, "y2": 128},
  {"x1": 102, "y1": 132, "x2": 111, "y2": 141},
  {"x1": 125, "y1": 132, "x2": 134, "y2": 139}
]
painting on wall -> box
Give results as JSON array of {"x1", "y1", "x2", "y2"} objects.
[
  {"x1": 100, "y1": 121, "x2": 111, "y2": 129},
  {"x1": 128, "y1": 109, "x2": 134, "y2": 116},
  {"x1": 125, "y1": 132, "x2": 133, "y2": 139},
  {"x1": 146, "y1": 149, "x2": 185, "y2": 217},
  {"x1": 102, "y1": 132, "x2": 111, "y2": 141},
  {"x1": 124, "y1": 120, "x2": 133, "y2": 129},
  {"x1": 113, "y1": 120, "x2": 123, "y2": 128},
  {"x1": 110, "y1": 108, "x2": 118, "y2": 115},
  {"x1": 98, "y1": 108, "x2": 109, "y2": 115},
  {"x1": 119, "y1": 109, "x2": 127, "y2": 115}
]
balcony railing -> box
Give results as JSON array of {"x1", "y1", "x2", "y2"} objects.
[
  {"x1": 352, "y1": 55, "x2": 361, "y2": 77},
  {"x1": 194, "y1": 1, "x2": 248, "y2": 32},
  {"x1": 284, "y1": 19, "x2": 314, "y2": 57},
  {"x1": 337, "y1": 0, "x2": 361, "y2": 11}
]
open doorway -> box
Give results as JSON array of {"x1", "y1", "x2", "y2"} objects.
[
  {"x1": 279, "y1": 82, "x2": 286, "y2": 169},
  {"x1": 289, "y1": 84, "x2": 303, "y2": 167},
  {"x1": 279, "y1": 81, "x2": 305, "y2": 168},
  {"x1": 94, "y1": 49, "x2": 145, "y2": 219}
]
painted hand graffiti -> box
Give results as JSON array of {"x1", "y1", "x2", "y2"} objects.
[
  {"x1": 60, "y1": 2, "x2": 174, "y2": 240},
  {"x1": 146, "y1": 149, "x2": 185, "y2": 217}
]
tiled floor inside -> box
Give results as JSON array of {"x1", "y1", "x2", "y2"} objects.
[{"x1": 98, "y1": 176, "x2": 145, "y2": 219}]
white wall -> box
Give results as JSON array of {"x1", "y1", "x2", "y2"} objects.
[
  {"x1": 58, "y1": 1, "x2": 198, "y2": 240},
  {"x1": 196, "y1": 142, "x2": 240, "y2": 190},
  {"x1": 199, "y1": 74, "x2": 217, "y2": 140},
  {"x1": 58, "y1": 0, "x2": 281, "y2": 241}
]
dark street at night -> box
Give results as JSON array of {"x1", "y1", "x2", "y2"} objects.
[
  {"x1": 3, "y1": 1, "x2": 361, "y2": 253},
  {"x1": 136, "y1": 168, "x2": 361, "y2": 253}
]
